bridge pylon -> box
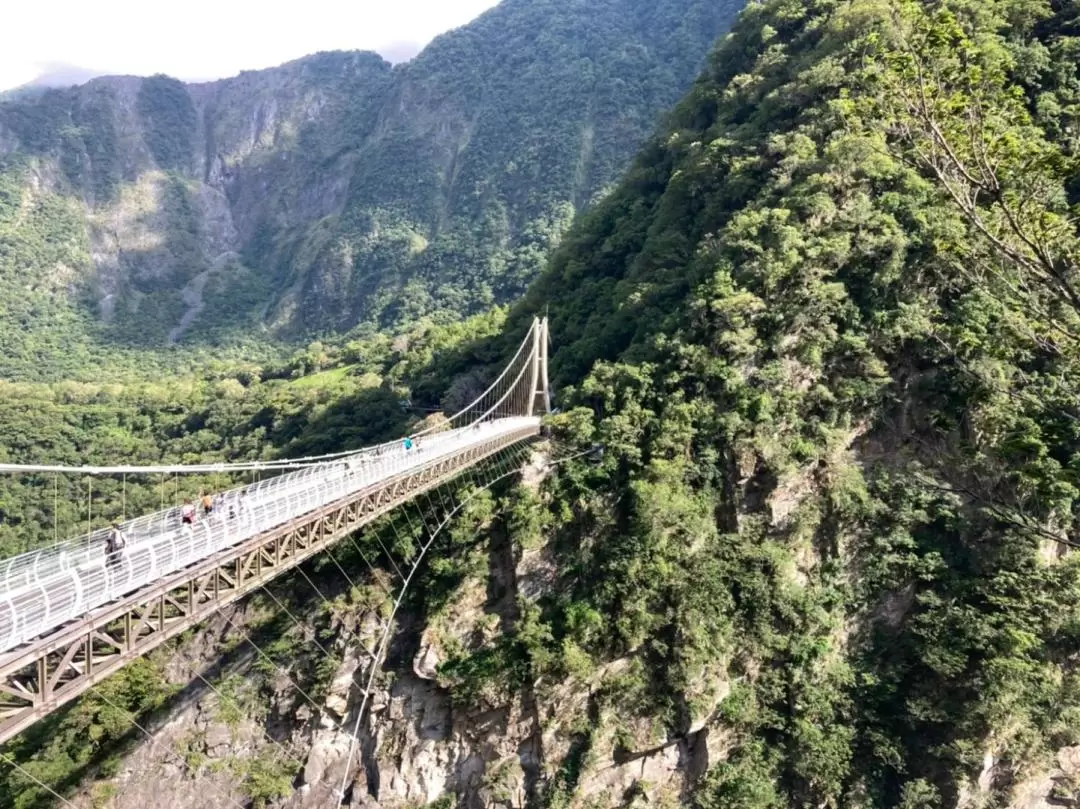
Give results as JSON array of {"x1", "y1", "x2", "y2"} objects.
[{"x1": 528, "y1": 316, "x2": 552, "y2": 417}]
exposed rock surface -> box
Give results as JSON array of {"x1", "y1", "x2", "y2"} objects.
[
  {"x1": 69, "y1": 507, "x2": 726, "y2": 809},
  {"x1": 0, "y1": 0, "x2": 742, "y2": 345}
]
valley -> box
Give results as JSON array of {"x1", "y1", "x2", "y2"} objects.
[
  {"x1": 4, "y1": 0, "x2": 1080, "y2": 807},
  {"x1": 0, "y1": 0, "x2": 738, "y2": 380}
]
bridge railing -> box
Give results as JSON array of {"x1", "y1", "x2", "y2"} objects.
[
  {"x1": 0, "y1": 317, "x2": 543, "y2": 593},
  {"x1": 0, "y1": 315, "x2": 549, "y2": 656},
  {"x1": 0, "y1": 417, "x2": 537, "y2": 653}
]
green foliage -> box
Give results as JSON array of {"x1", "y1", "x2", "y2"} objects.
[
  {"x1": 543, "y1": 728, "x2": 595, "y2": 809},
  {"x1": 236, "y1": 751, "x2": 299, "y2": 808},
  {"x1": 0, "y1": 0, "x2": 743, "y2": 362},
  {"x1": 212, "y1": 674, "x2": 260, "y2": 729},
  {"x1": 0, "y1": 157, "x2": 103, "y2": 380},
  {"x1": 696, "y1": 739, "x2": 782, "y2": 809},
  {"x1": 266, "y1": 0, "x2": 743, "y2": 334},
  {"x1": 0, "y1": 657, "x2": 177, "y2": 809},
  {"x1": 0, "y1": 156, "x2": 291, "y2": 380},
  {"x1": 424, "y1": 796, "x2": 457, "y2": 809},
  {"x1": 136, "y1": 75, "x2": 196, "y2": 172},
  {"x1": 89, "y1": 782, "x2": 118, "y2": 809},
  {"x1": 437, "y1": 634, "x2": 533, "y2": 706},
  {"x1": 470, "y1": 0, "x2": 1080, "y2": 805}
]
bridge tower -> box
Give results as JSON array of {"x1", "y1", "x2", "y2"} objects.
[{"x1": 528, "y1": 316, "x2": 553, "y2": 416}]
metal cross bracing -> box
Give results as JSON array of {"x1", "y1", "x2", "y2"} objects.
[
  {"x1": 0, "y1": 423, "x2": 539, "y2": 744},
  {"x1": 0, "y1": 316, "x2": 553, "y2": 745}
]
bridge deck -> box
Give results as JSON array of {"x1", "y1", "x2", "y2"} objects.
[
  {"x1": 0, "y1": 419, "x2": 539, "y2": 743},
  {"x1": 0, "y1": 417, "x2": 538, "y2": 654}
]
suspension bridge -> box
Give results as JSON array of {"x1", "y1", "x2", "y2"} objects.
[{"x1": 0, "y1": 316, "x2": 554, "y2": 768}]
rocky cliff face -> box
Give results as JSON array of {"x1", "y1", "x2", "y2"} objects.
[
  {"x1": 0, "y1": 53, "x2": 393, "y2": 347},
  {"x1": 35, "y1": 450, "x2": 1080, "y2": 809},
  {"x1": 0, "y1": 0, "x2": 744, "y2": 351},
  {"x1": 51, "y1": 450, "x2": 727, "y2": 809}
]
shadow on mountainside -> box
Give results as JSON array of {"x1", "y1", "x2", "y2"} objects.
[{"x1": 275, "y1": 385, "x2": 412, "y2": 459}]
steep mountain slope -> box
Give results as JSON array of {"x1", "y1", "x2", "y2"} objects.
[
  {"x1": 486, "y1": 0, "x2": 1080, "y2": 805},
  {"x1": 0, "y1": 0, "x2": 742, "y2": 370},
  {"x1": 16, "y1": 0, "x2": 1080, "y2": 807},
  {"x1": 0, "y1": 52, "x2": 393, "y2": 375}
]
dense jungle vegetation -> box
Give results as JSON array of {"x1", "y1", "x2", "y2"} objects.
[
  {"x1": 495, "y1": 0, "x2": 1080, "y2": 805},
  {"x1": 8, "y1": 0, "x2": 1080, "y2": 807}
]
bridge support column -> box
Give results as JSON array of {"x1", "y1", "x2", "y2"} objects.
[
  {"x1": 527, "y1": 317, "x2": 542, "y2": 417},
  {"x1": 540, "y1": 316, "x2": 552, "y2": 414}
]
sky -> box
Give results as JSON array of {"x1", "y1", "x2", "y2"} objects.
[{"x1": 0, "y1": 0, "x2": 502, "y2": 91}]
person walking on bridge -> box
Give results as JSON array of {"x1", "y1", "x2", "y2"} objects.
[
  {"x1": 201, "y1": 492, "x2": 215, "y2": 517},
  {"x1": 228, "y1": 492, "x2": 250, "y2": 524},
  {"x1": 105, "y1": 522, "x2": 127, "y2": 569},
  {"x1": 181, "y1": 499, "x2": 196, "y2": 526}
]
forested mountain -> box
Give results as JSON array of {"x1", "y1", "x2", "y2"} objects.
[
  {"x1": 0, "y1": 0, "x2": 741, "y2": 378},
  {"x1": 487, "y1": 0, "x2": 1080, "y2": 805},
  {"x1": 11, "y1": 0, "x2": 1080, "y2": 807}
]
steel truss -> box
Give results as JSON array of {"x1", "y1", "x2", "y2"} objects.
[{"x1": 0, "y1": 426, "x2": 537, "y2": 744}]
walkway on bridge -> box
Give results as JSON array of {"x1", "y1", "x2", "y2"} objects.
[{"x1": 0, "y1": 316, "x2": 553, "y2": 758}]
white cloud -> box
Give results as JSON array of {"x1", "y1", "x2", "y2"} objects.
[{"x1": 0, "y1": 0, "x2": 501, "y2": 90}]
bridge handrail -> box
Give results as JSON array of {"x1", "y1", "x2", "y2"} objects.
[
  {"x1": 0, "y1": 418, "x2": 538, "y2": 653},
  {"x1": 0, "y1": 315, "x2": 548, "y2": 654},
  {"x1": 0, "y1": 318, "x2": 541, "y2": 571},
  {"x1": 0, "y1": 424, "x2": 475, "y2": 591}
]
